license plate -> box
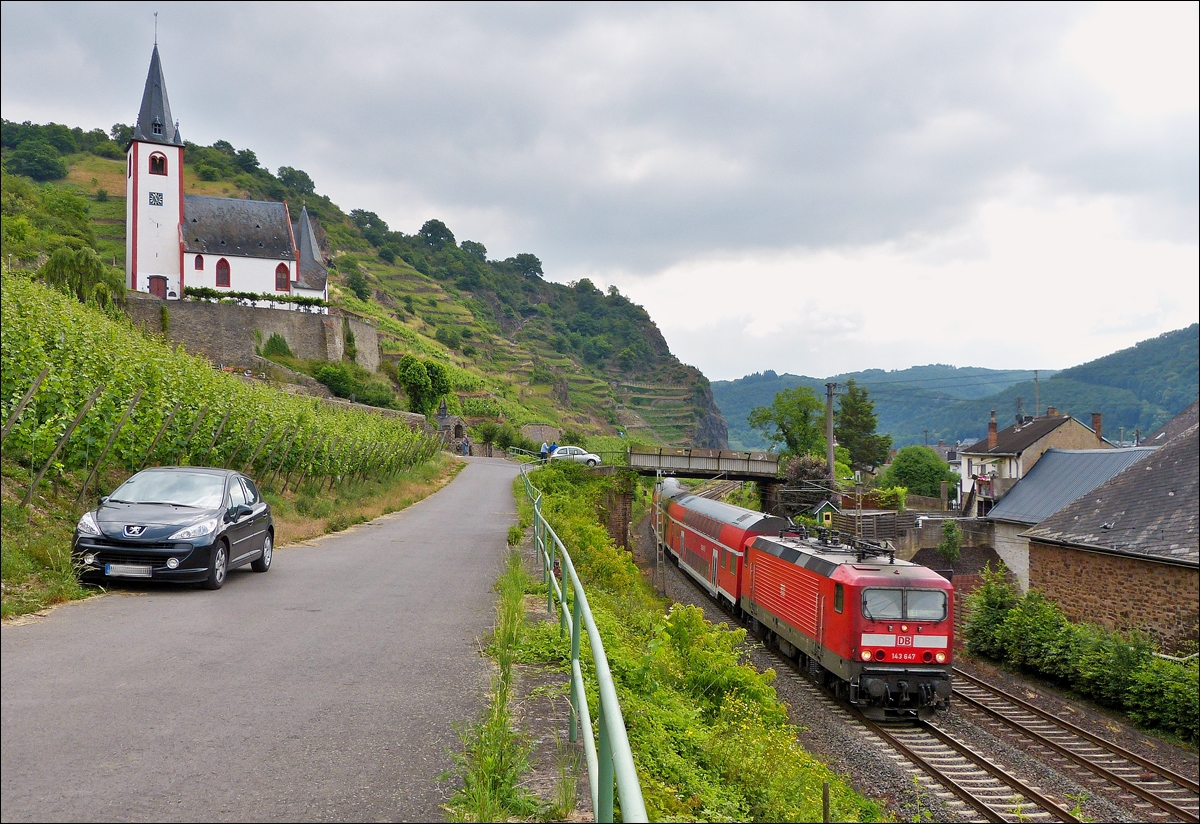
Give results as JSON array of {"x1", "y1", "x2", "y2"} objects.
[{"x1": 105, "y1": 563, "x2": 152, "y2": 578}]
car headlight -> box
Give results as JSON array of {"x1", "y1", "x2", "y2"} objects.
[
  {"x1": 169, "y1": 518, "x2": 219, "y2": 541},
  {"x1": 77, "y1": 511, "x2": 102, "y2": 537}
]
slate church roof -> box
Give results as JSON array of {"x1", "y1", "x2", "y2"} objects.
[
  {"x1": 986, "y1": 447, "x2": 1156, "y2": 525},
  {"x1": 132, "y1": 44, "x2": 184, "y2": 147},
  {"x1": 1024, "y1": 424, "x2": 1199, "y2": 567},
  {"x1": 293, "y1": 206, "x2": 329, "y2": 291},
  {"x1": 182, "y1": 196, "x2": 295, "y2": 260}
]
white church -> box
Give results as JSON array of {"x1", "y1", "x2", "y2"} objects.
[{"x1": 125, "y1": 45, "x2": 328, "y2": 310}]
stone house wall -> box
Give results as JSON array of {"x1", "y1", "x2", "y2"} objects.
[
  {"x1": 126, "y1": 292, "x2": 380, "y2": 372},
  {"x1": 1029, "y1": 540, "x2": 1199, "y2": 649}
]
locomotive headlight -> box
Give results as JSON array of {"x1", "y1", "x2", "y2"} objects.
[
  {"x1": 901, "y1": 624, "x2": 909, "y2": 633},
  {"x1": 861, "y1": 649, "x2": 873, "y2": 661},
  {"x1": 935, "y1": 652, "x2": 947, "y2": 664}
]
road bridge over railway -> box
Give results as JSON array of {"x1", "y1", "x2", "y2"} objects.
[{"x1": 625, "y1": 446, "x2": 780, "y2": 482}]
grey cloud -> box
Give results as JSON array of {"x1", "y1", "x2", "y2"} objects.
[{"x1": 2, "y1": 2, "x2": 1196, "y2": 273}]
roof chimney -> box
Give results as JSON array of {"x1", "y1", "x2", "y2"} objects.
[
  {"x1": 988, "y1": 410, "x2": 998, "y2": 450},
  {"x1": 1046, "y1": 406, "x2": 1058, "y2": 416},
  {"x1": 1091, "y1": 412, "x2": 1102, "y2": 441}
]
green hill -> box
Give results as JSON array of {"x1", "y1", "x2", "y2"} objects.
[
  {"x1": 713, "y1": 365, "x2": 1042, "y2": 449},
  {"x1": 714, "y1": 327, "x2": 1198, "y2": 449},
  {"x1": 1, "y1": 119, "x2": 726, "y2": 448}
]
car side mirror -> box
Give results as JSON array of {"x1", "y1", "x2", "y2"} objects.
[{"x1": 98, "y1": 496, "x2": 109, "y2": 505}]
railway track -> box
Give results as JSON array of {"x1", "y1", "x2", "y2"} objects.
[{"x1": 951, "y1": 667, "x2": 1200, "y2": 823}]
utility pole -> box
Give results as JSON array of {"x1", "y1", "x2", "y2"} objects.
[
  {"x1": 1034, "y1": 370, "x2": 1039, "y2": 416},
  {"x1": 825, "y1": 383, "x2": 837, "y2": 483},
  {"x1": 924, "y1": 428, "x2": 929, "y2": 447}
]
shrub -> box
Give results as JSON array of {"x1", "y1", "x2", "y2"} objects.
[
  {"x1": 95, "y1": 188, "x2": 108, "y2": 202},
  {"x1": 435, "y1": 325, "x2": 462, "y2": 350},
  {"x1": 936, "y1": 519, "x2": 961, "y2": 564},
  {"x1": 262, "y1": 332, "x2": 292, "y2": 358},
  {"x1": 7, "y1": 140, "x2": 67, "y2": 181},
  {"x1": 559, "y1": 429, "x2": 586, "y2": 446},
  {"x1": 963, "y1": 562, "x2": 1019, "y2": 659},
  {"x1": 378, "y1": 246, "x2": 396, "y2": 264},
  {"x1": 995, "y1": 590, "x2": 1073, "y2": 675},
  {"x1": 1126, "y1": 658, "x2": 1199, "y2": 743},
  {"x1": 1072, "y1": 623, "x2": 1153, "y2": 708}
]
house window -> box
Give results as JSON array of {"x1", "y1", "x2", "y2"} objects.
[
  {"x1": 128, "y1": 153, "x2": 132, "y2": 178},
  {"x1": 216, "y1": 258, "x2": 230, "y2": 287},
  {"x1": 149, "y1": 153, "x2": 167, "y2": 175},
  {"x1": 275, "y1": 263, "x2": 289, "y2": 291},
  {"x1": 195, "y1": 255, "x2": 204, "y2": 270}
]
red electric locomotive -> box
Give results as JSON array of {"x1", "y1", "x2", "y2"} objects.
[{"x1": 655, "y1": 478, "x2": 954, "y2": 718}]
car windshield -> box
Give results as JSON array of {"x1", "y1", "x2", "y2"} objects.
[
  {"x1": 109, "y1": 471, "x2": 225, "y2": 508},
  {"x1": 862, "y1": 588, "x2": 903, "y2": 619}
]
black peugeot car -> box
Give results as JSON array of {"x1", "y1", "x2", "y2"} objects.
[{"x1": 73, "y1": 467, "x2": 273, "y2": 590}]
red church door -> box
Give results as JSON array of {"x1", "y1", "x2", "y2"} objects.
[{"x1": 148, "y1": 276, "x2": 167, "y2": 299}]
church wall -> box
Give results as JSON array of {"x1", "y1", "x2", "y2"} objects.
[
  {"x1": 186, "y1": 253, "x2": 293, "y2": 296},
  {"x1": 126, "y1": 292, "x2": 379, "y2": 371},
  {"x1": 127, "y1": 142, "x2": 184, "y2": 295}
]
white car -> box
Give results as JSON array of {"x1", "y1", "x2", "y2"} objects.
[{"x1": 550, "y1": 446, "x2": 602, "y2": 466}]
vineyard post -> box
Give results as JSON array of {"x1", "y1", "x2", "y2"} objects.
[
  {"x1": 197, "y1": 406, "x2": 233, "y2": 467},
  {"x1": 283, "y1": 431, "x2": 319, "y2": 491},
  {"x1": 22, "y1": 384, "x2": 105, "y2": 508},
  {"x1": 1, "y1": 365, "x2": 50, "y2": 443},
  {"x1": 318, "y1": 437, "x2": 343, "y2": 492},
  {"x1": 140, "y1": 401, "x2": 183, "y2": 469},
  {"x1": 258, "y1": 421, "x2": 296, "y2": 480},
  {"x1": 266, "y1": 424, "x2": 303, "y2": 487},
  {"x1": 177, "y1": 405, "x2": 210, "y2": 464},
  {"x1": 290, "y1": 433, "x2": 326, "y2": 493},
  {"x1": 224, "y1": 416, "x2": 256, "y2": 469},
  {"x1": 75, "y1": 389, "x2": 143, "y2": 505},
  {"x1": 242, "y1": 423, "x2": 275, "y2": 475}
]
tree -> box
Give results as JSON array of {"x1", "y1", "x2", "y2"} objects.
[
  {"x1": 424, "y1": 359, "x2": 451, "y2": 400},
  {"x1": 875, "y1": 446, "x2": 956, "y2": 498},
  {"x1": 396, "y1": 355, "x2": 433, "y2": 413},
  {"x1": 233, "y1": 148, "x2": 260, "y2": 173},
  {"x1": 110, "y1": 123, "x2": 133, "y2": 144},
  {"x1": 277, "y1": 166, "x2": 315, "y2": 194},
  {"x1": 38, "y1": 246, "x2": 124, "y2": 308},
  {"x1": 512, "y1": 252, "x2": 543, "y2": 279},
  {"x1": 835, "y1": 379, "x2": 892, "y2": 470},
  {"x1": 783, "y1": 453, "x2": 828, "y2": 484},
  {"x1": 418, "y1": 219, "x2": 456, "y2": 251},
  {"x1": 460, "y1": 240, "x2": 487, "y2": 262},
  {"x1": 937, "y1": 520, "x2": 962, "y2": 565},
  {"x1": 748, "y1": 386, "x2": 825, "y2": 456},
  {"x1": 7, "y1": 140, "x2": 67, "y2": 181},
  {"x1": 345, "y1": 265, "x2": 370, "y2": 301}
]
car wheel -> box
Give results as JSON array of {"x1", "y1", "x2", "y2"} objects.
[
  {"x1": 586, "y1": 459, "x2": 597, "y2": 467},
  {"x1": 251, "y1": 532, "x2": 273, "y2": 573},
  {"x1": 202, "y1": 541, "x2": 228, "y2": 590}
]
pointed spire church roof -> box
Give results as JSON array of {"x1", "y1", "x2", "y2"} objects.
[
  {"x1": 293, "y1": 206, "x2": 329, "y2": 291},
  {"x1": 132, "y1": 45, "x2": 183, "y2": 146}
]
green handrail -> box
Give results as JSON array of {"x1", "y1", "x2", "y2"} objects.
[{"x1": 519, "y1": 463, "x2": 648, "y2": 823}]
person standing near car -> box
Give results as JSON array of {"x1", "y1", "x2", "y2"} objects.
[
  {"x1": 549, "y1": 441, "x2": 558, "y2": 459},
  {"x1": 540, "y1": 441, "x2": 549, "y2": 462}
]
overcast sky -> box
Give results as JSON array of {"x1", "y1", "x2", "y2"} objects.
[{"x1": 3, "y1": 2, "x2": 1197, "y2": 380}]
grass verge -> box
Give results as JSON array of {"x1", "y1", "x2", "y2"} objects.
[
  {"x1": 445, "y1": 550, "x2": 542, "y2": 822},
  {"x1": 1, "y1": 454, "x2": 461, "y2": 619}
]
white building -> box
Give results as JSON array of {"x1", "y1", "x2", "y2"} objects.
[{"x1": 125, "y1": 45, "x2": 328, "y2": 310}]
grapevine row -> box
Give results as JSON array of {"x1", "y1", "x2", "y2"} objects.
[{"x1": 1, "y1": 271, "x2": 441, "y2": 500}]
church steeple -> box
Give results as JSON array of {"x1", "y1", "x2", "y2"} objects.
[{"x1": 132, "y1": 45, "x2": 182, "y2": 146}]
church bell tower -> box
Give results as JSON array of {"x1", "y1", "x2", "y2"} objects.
[{"x1": 126, "y1": 44, "x2": 185, "y2": 299}]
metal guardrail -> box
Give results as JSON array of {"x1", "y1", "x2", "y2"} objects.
[{"x1": 519, "y1": 463, "x2": 648, "y2": 823}]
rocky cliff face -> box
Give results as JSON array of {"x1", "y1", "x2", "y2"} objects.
[{"x1": 691, "y1": 381, "x2": 729, "y2": 449}]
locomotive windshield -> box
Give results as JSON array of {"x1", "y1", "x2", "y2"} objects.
[{"x1": 862, "y1": 588, "x2": 947, "y2": 621}]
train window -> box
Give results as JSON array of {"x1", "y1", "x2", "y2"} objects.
[
  {"x1": 906, "y1": 589, "x2": 947, "y2": 621},
  {"x1": 862, "y1": 588, "x2": 903, "y2": 620},
  {"x1": 834, "y1": 583, "x2": 844, "y2": 613}
]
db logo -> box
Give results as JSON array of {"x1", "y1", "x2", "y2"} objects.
[{"x1": 896, "y1": 635, "x2": 913, "y2": 646}]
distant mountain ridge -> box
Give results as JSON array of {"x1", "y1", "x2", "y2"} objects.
[{"x1": 714, "y1": 325, "x2": 1198, "y2": 450}]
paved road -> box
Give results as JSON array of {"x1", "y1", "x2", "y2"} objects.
[{"x1": 1, "y1": 457, "x2": 520, "y2": 822}]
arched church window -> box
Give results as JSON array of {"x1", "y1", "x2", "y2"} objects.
[
  {"x1": 275, "y1": 263, "x2": 290, "y2": 292},
  {"x1": 195, "y1": 255, "x2": 204, "y2": 271},
  {"x1": 216, "y1": 258, "x2": 230, "y2": 288},
  {"x1": 149, "y1": 152, "x2": 167, "y2": 175}
]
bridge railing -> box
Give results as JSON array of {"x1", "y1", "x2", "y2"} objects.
[
  {"x1": 518, "y1": 463, "x2": 648, "y2": 823},
  {"x1": 628, "y1": 445, "x2": 780, "y2": 477}
]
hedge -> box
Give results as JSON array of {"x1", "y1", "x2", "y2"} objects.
[{"x1": 964, "y1": 564, "x2": 1197, "y2": 743}]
